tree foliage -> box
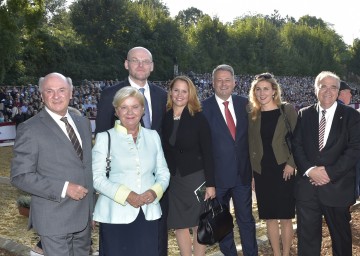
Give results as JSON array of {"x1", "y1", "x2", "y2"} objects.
[{"x1": 0, "y1": 1, "x2": 359, "y2": 84}]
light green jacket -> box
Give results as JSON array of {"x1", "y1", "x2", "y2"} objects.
[{"x1": 248, "y1": 103, "x2": 298, "y2": 174}]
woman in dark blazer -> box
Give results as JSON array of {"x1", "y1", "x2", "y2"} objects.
[{"x1": 162, "y1": 76, "x2": 215, "y2": 256}]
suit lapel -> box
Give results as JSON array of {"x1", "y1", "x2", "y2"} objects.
[
  {"x1": 308, "y1": 104, "x2": 321, "y2": 149},
  {"x1": 149, "y1": 84, "x2": 158, "y2": 128},
  {"x1": 232, "y1": 96, "x2": 242, "y2": 141},
  {"x1": 210, "y1": 96, "x2": 229, "y2": 131},
  {"x1": 70, "y1": 113, "x2": 86, "y2": 147},
  {"x1": 39, "y1": 110, "x2": 70, "y2": 144},
  {"x1": 324, "y1": 104, "x2": 343, "y2": 150}
]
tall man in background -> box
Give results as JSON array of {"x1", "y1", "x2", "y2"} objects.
[
  {"x1": 202, "y1": 64, "x2": 258, "y2": 256},
  {"x1": 95, "y1": 46, "x2": 168, "y2": 255},
  {"x1": 293, "y1": 71, "x2": 360, "y2": 255},
  {"x1": 11, "y1": 72, "x2": 94, "y2": 256}
]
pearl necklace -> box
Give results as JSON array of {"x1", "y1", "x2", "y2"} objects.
[{"x1": 173, "y1": 115, "x2": 181, "y2": 120}]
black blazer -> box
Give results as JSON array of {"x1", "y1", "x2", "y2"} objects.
[
  {"x1": 293, "y1": 103, "x2": 360, "y2": 207},
  {"x1": 162, "y1": 108, "x2": 215, "y2": 187},
  {"x1": 95, "y1": 78, "x2": 167, "y2": 135}
]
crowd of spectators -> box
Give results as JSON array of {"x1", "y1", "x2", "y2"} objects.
[{"x1": 1, "y1": 74, "x2": 359, "y2": 126}]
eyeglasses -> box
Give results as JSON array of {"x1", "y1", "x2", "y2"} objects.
[
  {"x1": 255, "y1": 73, "x2": 274, "y2": 80},
  {"x1": 318, "y1": 85, "x2": 339, "y2": 92},
  {"x1": 127, "y1": 59, "x2": 153, "y2": 66}
]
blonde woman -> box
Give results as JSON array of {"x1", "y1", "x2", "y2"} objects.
[{"x1": 248, "y1": 73, "x2": 297, "y2": 256}]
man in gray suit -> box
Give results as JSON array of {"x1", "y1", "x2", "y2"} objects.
[{"x1": 11, "y1": 72, "x2": 94, "y2": 256}]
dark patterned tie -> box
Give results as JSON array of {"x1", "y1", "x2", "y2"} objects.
[
  {"x1": 319, "y1": 110, "x2": 326, "y2": 151},
  {"x1": 223, "y1": 101, "x2": 236, "y2": 140},
  {"x1": 60, "y1": 117, "x2": 83, "y2": 160},
  {"x1": 139, "y1": 88, "x2": 151, "y2": 128}
]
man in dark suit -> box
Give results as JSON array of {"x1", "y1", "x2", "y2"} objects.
[
  {"x1": 95, "y1": 46, "x2": 168, "y2": 255},
  {"x1": 202, "y1": 64, "x2": 258, "y2": 256},
  {"x1": 11, "y1": 73, "x2": 94, "y2": 256},
  {"x1": 293, "y1": 71, "x2": 360, "y2": 255},
  {"x1": 95, "y1": 46, "x2": 167, "y2": 135}
]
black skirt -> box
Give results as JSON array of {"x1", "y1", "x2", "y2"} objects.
[{"x1": 167, "y1": 170, "x2": 205, "y2": 229}]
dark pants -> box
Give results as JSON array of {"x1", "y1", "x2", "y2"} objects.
[
  {"x1": 216, "y1": 185, "x2": 258, "y2": 256},
  {"x1": 296, "y1": 198, "x2": 352, "y2": 256},
  {"x1": 99, "y1": 209, "x2": 159, "y2": 256},
  {"x1": 158, "y1": 189, "x2": 169, "y2": 256},
  {"x1": 356, "y1": 161, "x2": 360, "y2": 198}
]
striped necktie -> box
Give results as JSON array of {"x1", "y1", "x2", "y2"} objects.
[
  {"x1": 319, "y1": 110, "x2": 326, "y2": 151},
  {"x1": 60, "y1": 117, "x2": 83, "y2": 160}
]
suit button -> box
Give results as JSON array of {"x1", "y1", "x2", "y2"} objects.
[{"x1": 179, "y1": 150, "x2": 183, "y2": 153}]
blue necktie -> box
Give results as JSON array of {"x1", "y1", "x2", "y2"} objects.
[{"x1": 139, "y1": 88, "x2": 151, "y2": 128}]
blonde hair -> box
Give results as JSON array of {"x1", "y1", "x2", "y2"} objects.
[
  {"x1": 166, "y1": 76, "x2": 201, "y2": 116},
  {"x1": 248, "y1": 73, "x2": 282, "y2": 121},
  {"x1": 112, "y1": 86, "x2": 145, "y2": 108}
]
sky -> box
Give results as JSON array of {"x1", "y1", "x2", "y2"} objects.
[{"x1": 161, "y1": 0, "x2": 359, "y2": 45}]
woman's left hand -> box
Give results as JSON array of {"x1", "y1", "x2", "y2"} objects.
[
  {"x1": 283, "y1": 164, "x2": 295, "y2": 181},
  {"x1": 140, "y1": 189, "x2": 157, "y2": 205},
  {"x1": 204, "y1": 187, "x2": 216, "y2": 201}
]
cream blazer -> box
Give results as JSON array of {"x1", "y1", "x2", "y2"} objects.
[{"x1": 92, "y1": 121, "x2": 170, "y2": 224}]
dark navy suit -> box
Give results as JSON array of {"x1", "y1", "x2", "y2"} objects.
[
  {"x1": 95, "y1": 78, "x2": 168, "y2": 256},
  {"x1": 95, "y1": 78, "x2": 167, "y2": 135},
  {"x1": 202, "y1": 95, "x2": 258, "y2": 256}
]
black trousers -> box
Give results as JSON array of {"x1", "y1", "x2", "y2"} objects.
[
  {"x1": 158, "y1": 189, "x2": 169, "y2": 256},
  {"x1": 296, "y1": 198, "x2": 352, "y2": 256}
]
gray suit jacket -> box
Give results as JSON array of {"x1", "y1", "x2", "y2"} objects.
[{"x1": 11, "y1": 109, "x2": 94, "y2": 236}]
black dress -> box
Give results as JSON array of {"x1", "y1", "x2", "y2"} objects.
[{"x1": 253, "y1": 109, "x2": 295, "y2": 219}]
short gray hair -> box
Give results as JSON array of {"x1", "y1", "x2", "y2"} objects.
[
  {"x1": 112, "y1": 86, "x2": 145, "y2": 108},
  {"x1": 314, "y1": 71, "x2": 340, "y2": 91},
  {"x1": 212, "y1": 64, "x2": 235, "y2": 81}
]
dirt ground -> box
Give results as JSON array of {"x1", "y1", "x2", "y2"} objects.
[{"x1": 1, "y1": 145, "x2": 360, "y2": 255}]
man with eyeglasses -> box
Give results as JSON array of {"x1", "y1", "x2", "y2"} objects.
[
  {"x1": 292, "y1": 71, "x2": 360, "y2": 255},
  {"x1": 95, "y1": 46, "x2": 168, "y2": 255}
]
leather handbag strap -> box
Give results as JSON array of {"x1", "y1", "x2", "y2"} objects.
[
  {"x1": 280, "y1": 104, "x2": 293, "y2": 134},
  {"x1": 105, "y1": 131, "x2": 111, "y2": 178},
  {"x1": 205, "y1": 198, "x2": 224, "y2": 217}
]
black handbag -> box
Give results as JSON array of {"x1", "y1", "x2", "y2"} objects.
[
  {"x1": 280, "y1": 104, "x2": 293, "y2": 154},
  {"x1": 197, "y1": 198, "x2": 234, "y2": 245}
]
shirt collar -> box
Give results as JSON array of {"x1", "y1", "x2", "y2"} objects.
[
  {"x1": 114, "y1": 120, "x2": 142, "y2": 134},
  {"x1": 45, "y1": 106, "x2": 70, "y2": 120},
  {"x1": 215, "y1": 94, "x2": 233, "y2": 105},
  {"x1": 318, "y1": 101, "x2": 337, "y2": 115},
  {"x1": 128, "y1": 77, "x2": 149, "y2": 91}
]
